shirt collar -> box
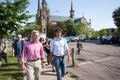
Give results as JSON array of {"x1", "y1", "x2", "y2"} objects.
[
  {"x1": 55, "y1": 37, "x2": 63, "y2": 40},
  {"x1": 30, "y1": 40, "x2": 39, "y2": 43}
]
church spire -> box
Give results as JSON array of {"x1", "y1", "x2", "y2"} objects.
[
  {"x1": 70, "y1": 0, "x2": 74, "y2": 18},
  {"x1": 43, "y1": 0, "x2": 46, "y2": 3},
  {"x1": 37, "y1": 0, "x2": 40, "y2": 13},
  {"x1": 42, "y1": 0, "x2": 47, "y2": 7},
  {"x1": 71, "y1": 0, "x2": 73, "y2": 11}
]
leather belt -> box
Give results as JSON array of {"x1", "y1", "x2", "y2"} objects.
[
  {"x1": 27, "y1": 58, "x2": 40, "y2": 61},
  {"x1": 53, "y1": 55, "x2": 65, "y2": 58}
]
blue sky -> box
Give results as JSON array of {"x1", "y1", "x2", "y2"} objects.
[{"x1": 1, "y1": 0, "x2": 120, "y2": 31}]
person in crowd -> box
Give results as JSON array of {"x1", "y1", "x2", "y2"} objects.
[
  {"x1": 21, "y1": 30, "x2": 45, "y2": 80},
  {"x1": 50, "y1": 28, "x2": 70, "y2": 80},
  {"x1": 44, "y1": 37, "x2": 55, "y2": 72},
  {"x1": 12, "y1": 35, "x2": 16, "y2": 55},
  {"x1": 39, "y1": 37, "x2": 45, "y2": 44},
  {"x1": 12, "y1": 35, "x2": 25, "y2": 69},
  {"x1": 0, "y1": 38, "x2": 8, "y2": 66},
  {"x1": 77, "y1": 38, "x2": 83, "y2": 54}
]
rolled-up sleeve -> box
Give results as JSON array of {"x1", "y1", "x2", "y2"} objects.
[
  {"x1": 64, "y1": 39, "x2": 69, "y2": 51},
  {"x1": 50, "y1": 40, "x2": 54, "y2": 53}
]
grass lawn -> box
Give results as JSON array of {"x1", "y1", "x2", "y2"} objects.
[{"x1": 0, "y1": 48, "x2": 23, "y2": 80}]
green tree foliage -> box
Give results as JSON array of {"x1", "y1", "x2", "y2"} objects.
[
  {"x1": 17, "y1": 22, "x2": 40, "y2": 38},
  {"x1": 47, "y1": 22, "x2": 67, "y2": 38},
  {"x1": 57, "y1": 22, "x2": 67, "y2": 36},
  {"x1": 113, "y1": 7, "x2": 120, "y2": 29},
  {"x1": 65, "y1": 19, "x2": 77, "y2": 36},
  {"x1": 99, "y1": 29, "x2": 108, "y2": 36},
  {"x1": 0, "y1": 0, "x2": 32, "y2": 37},
  {"x1": 116, "y1": 29, "x2": 120, "y2": 36},
  {"x1": 47, "y1": 19, "x2": 90, "y2": 38},
  {"x1": 92, "y1": 31, "x2": 99, "y2": 38},
  {"x1": 47, "y1": 23, "x2": 57, "y2": 38},
  {"x1": 76, "y1": 22, "x2": 86, "y2": 35}
]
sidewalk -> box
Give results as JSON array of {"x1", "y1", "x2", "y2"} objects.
[{"x1": 23, "y1": 64, "x2": 74, "y2": 80}]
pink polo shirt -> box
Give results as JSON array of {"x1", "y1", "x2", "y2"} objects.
[{"x1": 21, "y1": 40, "x2": 44, "y2": 62}]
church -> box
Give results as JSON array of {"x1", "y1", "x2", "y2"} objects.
[{"x1": 36, "y1": 0, "x2": 91, "y2": 33}]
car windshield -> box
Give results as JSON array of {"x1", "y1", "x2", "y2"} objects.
[{"x1": 105, "y1": 36, "x2": 112, "y2": 39}]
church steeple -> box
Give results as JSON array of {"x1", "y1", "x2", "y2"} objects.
[
  {"x1": 37, "y1": 0, "x2": 40, "y2": 12},
  {"x1": 70, "y1": 1, "x2": 74, "y2": 18},
  {"x1": 71, "y1": 1, "x2": 73, "y2": 11},
  {"x1": 42, "y1": 0, "x2": 47, "y2": 8}
]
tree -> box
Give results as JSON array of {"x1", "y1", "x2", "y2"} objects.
[
  {"x1": 99, "y1": 29, "x2": 108, "y2": 36},
  {"x1": 47, "y1": 22, "x2": 67, "y2": 38},
  {"x1": 76, "y1": 22, "x2": 86, "y2": 35},
  {"x1": 57, "y1": 22, "x2": 67, "y2": 36},
  {"x1": 113, "y1": 7, "x2": 120, "y2": 29},
  {"x1": 65, "y1": 19, "x2": 77, "y2": 36},
  {"x1": 92, "y1": 31, "x2": 99, "y2": 38},
  {"x1": 17, "y1": 22, "x2": 40, "y2": 38},
  {"x1": 0, "y1": 0, "x2": 32, "y2": 38},
  {"x1": 116, "y1": 29, "x2": 120, "y2": 36}
]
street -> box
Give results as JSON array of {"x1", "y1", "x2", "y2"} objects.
[{"x1": 67, "y1": 40, "x2": 120, "y2": 80}]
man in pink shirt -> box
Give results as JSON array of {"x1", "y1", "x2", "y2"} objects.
[{"x1": 21, "y1": 30, "x2": 45, "y2": 80}]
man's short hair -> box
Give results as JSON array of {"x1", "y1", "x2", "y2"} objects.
[
  {"x1": 31, "y1": 30, "x2": 39, "y2": 35},
  {"x1": 55, "y1": 28, "x2": 62, "y2": 33},
  {"x1": 18, "y1": 34, "x2": 22, "y2": 38}
]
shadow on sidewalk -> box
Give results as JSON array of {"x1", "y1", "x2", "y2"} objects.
[{"x1": 41, "y1": 69, "x2": 56, "y2": 76}]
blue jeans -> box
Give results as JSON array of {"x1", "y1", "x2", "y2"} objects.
[{"x1": 53, "y1": 56, "x2": 66, "y2": 80}]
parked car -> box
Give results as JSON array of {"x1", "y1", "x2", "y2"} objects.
[
  {"x1": 79, "y1": 35, "x2": 86, "y2": 41},
  {"x1": 119, "y1": 37, "x2": 120, "y2": 45},
  {"x1": 110, "y1": 36, "x2": 119, "y2": 44},
  {"x1": 100, "y1": 36, "x2": 119, "y2": 44},
  {"x1": 64, "y1": 37, "x2": 70, "y2": 43},
  {"x1": 71, "y1": 36, "x2": 79, "y2": 42},
  {"x1": 100, "y1": 36, "x2": 106, "y2": 44},
  {"x1": 100, "y1": 36, "x2": 112, "y2": 44}
]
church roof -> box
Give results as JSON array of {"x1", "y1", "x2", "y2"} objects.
[
  {"x1": 50, "y1": 15, "x2": 72, "y2": 22},
  {"x1": 74, "y1": 16, "x2": 86, "y2": 23},
  {"x1": 74, "y1": 18, "x2": 82, "y2": 23}
]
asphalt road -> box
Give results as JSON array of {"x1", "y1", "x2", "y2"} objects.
[{"x1": 67, "y1": 40, "x2": 120, "y2": 80}]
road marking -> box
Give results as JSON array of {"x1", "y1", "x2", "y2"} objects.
[
  {"x1": 94, "y1": 57, "x2": 113, "y2": 62},
  {"x1": 78, "y1": 57, "x2": 113, "y2": 66}
]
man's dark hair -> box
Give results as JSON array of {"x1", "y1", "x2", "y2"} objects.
[{"x1": 55, "y1": 28, "x2": 62, "y2": 33}]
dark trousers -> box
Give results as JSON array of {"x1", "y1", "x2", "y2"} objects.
[
  {"x1": 0, "y1": 52, "x2": 8, "y2": 64},
  {"x1": 44, "y1": 47, "x2": 51, "y2": 65},
  {"x1": 45, "y1": 49, "x2": 50, "y2": 65}
]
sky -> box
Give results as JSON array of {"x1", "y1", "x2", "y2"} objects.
[{"x1": 1, "y1": 0, "x2": 120, "y2": 31}]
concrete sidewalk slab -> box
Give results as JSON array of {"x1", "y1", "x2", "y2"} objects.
[{"x1": 23, "y1": 65, "x2": 74, "y2": 80}]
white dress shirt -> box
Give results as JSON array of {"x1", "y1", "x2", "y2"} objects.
[{"x1": 50, "y1": 37, "x2": 69, "y2": 56}]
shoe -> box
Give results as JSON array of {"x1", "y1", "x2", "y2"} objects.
[
  {"x1": 52, "y1": 69, "x2": 55, "y2": 72},
  {"x1": 62, "y1": 72, "x2": 68, "y2": 77}
]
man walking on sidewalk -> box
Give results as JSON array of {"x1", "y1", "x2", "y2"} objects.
[
  {"x1": 12, "y1": 34, "x2": 24, "y2": 69},
  {"x1": 21, "y1": 30, "x2": 45, "y2": 80},
  {"x1": 50, "y1": 28, "x2": 70, "y2": 80}
]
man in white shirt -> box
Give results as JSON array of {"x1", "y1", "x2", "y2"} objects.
[{"x1": 50, "y1": 28, "x2": 70, "y2": 80}]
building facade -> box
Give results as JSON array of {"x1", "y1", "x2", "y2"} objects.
[
  {"x1": 36, "y1": 0, "x2": 91, "y2": 33},
  {"x1": 36, "y1": 0, "x2": 50, "y2": 33}
]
